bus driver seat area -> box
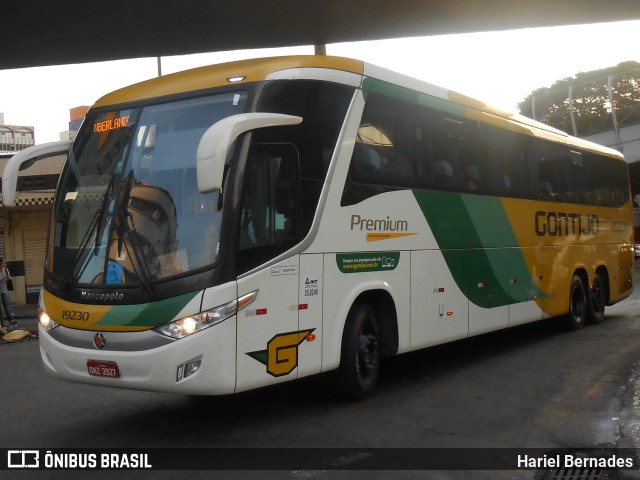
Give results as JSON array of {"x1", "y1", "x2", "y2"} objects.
[{"x1": 351, "y1": 143, "x2": 381, "y2": 181}]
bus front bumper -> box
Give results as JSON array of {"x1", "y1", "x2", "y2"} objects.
[{"x1": 38, "y1": 318, "x2": 237, "y2": 395}]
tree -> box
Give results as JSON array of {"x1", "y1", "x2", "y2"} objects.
[{"x1": 518, "y1": 61, "x2": 640, "y2": 136}]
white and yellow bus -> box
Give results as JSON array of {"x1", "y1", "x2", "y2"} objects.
[{"x1": 7, "y1": 56, "x2": 633, "y2": 399}]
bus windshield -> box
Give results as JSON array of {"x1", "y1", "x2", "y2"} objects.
[{"x1": 48, "y1": 92, "x2": 248, "y2": 287}]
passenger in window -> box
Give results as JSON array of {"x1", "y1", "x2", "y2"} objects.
[
  {"x1": 434, "y1": 160, "x2": 454, "y2": 189},
  {"x1": 539, "y1": 181, "x2": 554, "y2": 200},
  {"x1": 464, "y1": 165, "x2": 480, "y2": 192},
  {"x1": 239, "y1": 208, "x2": 256, "y2": 247},
  {"x1": 501, "y1": 174, "x2": 512, "y2": 195}
]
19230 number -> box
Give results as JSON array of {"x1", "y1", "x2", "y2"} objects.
[{"x1": 62, "y1": 310, "x2": 90, "y2": 321}]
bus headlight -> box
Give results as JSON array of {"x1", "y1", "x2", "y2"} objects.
[
  {"x1": 155, "y1": 290, "x2": 257, "y2": 339},
  {"x1": 38, "y1": 308, "x2": 59, "y2": 332}
]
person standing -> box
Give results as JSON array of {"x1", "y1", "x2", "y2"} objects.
[{"x1": 0, "y1": 258, "x2": 16, "y2": 328}]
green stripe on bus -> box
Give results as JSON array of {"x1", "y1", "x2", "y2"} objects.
[
  {"x1": 95, "y1": 291, "x2": 201, "y2": 327},
  {"x1": 412, "y1": 190, "x2": 543, "y2": 308},
  {"x1": 362, "y1": 78, "x2": 466, "y2": 117},
  {"x1": 462, "y1": 195, "x2": 543, "y2": 301}
]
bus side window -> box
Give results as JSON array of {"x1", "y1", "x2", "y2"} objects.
[
  {"x1": 482, "y1": 124, "x2": 536, "y2": 199},
  {"x1": 341, "y1": 91, "x2": 424, "y2": 205},
  {"x1": 425, "y1": 112, "x2": 483, "y2": 194}
]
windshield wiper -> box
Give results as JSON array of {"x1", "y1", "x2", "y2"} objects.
[
  {"x1": 94, "y1": 177, "x2": 116, "y2": 255},
  {"x1": 57, "y1": 177, "x2": 115, "y2": 294}
]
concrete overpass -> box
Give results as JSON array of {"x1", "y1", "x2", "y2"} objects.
[{"x1": 2, "y1": 0, "x2": 640, "y2": 70}]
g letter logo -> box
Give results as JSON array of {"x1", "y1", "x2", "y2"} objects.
[{"x1": 247, "y1": 329, "x2": 315, "y2": 377}]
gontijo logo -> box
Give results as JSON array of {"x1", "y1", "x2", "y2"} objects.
[
  {"x1": 350, "y1": 214, "x2": 417, "y2": 242},
  {"x1": 534, "y1": 210, "x2": 599, "y2": 237},
  {"x1": 247, "y1": 329, "x2": 315, "y2": 377}
]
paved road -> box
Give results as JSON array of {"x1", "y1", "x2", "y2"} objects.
[{"x1": 2, "y1": 272, "x2": 640, "y2": 480}]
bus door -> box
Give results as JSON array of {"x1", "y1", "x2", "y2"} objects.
[
  {"x1": 235, "y1": 144, "x2": 306, "y2": 392},
  {"x1": 236, "y1": 256, "x2": 301, "y2": 392}
]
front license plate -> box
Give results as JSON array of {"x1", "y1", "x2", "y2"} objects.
[{"x1": 87, "y1": 360, "x2": 120, "y2": 378}]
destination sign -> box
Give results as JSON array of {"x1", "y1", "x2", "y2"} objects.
[{"x1": 93, "y1": 115, "x2": 130, "y2": 133}]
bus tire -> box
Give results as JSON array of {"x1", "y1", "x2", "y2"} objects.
[
  {"x1": 564, "y1": 275, "x2": 587, "y2": 330},
  {"x1": 587, "y1": 273, "x2": 606, "y2": 324},
  {"x1": 337, "y1": 304, "x2": 381, "y2": 400}
]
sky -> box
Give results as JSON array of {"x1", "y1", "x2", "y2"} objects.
[{"x1": 1, "y1": 19, "x2": 640, "y2": 144}]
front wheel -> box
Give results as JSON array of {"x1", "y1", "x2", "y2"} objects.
[
  {"x1": 337, "y1": 304, "x2": 381, "y2": 400},
  {"x1": 564, "y1": 275, "x2": 587, "y2": 331},
  {"x1": 587, "y1": 273, "x2": 606, "y2": 324}
]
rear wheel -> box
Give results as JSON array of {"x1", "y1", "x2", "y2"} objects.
[
  {"x1": 337, "y1": 304, "x2": 381, "y2": 400},
  {"x1": 587, "y1": 273, "x2": 606, "y2": 324},
  {"x1": 564, "y1": 275, "x2": 587, "y2": 331}
]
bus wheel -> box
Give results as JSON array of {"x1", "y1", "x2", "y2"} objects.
[
  {"x1": 587, "y1": 273, "x2": 606, "y2": 324},
  {"x1": 338, "y1": 304, "x2": 381, "y2": 400},
  {"x1": 564, "y1": 275, "x2": 587, "y2": 330}
]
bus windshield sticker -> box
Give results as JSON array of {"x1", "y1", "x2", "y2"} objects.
[
  {"x1": 106, "y1": 262, "x2": 125, "y2": 284},
  {"x1": 336, "y1": 252, "x2": 400, "y2": 274}
]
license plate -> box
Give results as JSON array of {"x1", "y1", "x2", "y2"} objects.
[{"x1": 87, "y1": 360, "x2": 120, "y2": 378}]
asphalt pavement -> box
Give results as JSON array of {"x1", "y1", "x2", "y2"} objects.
[{"x1": 0, "y1": 270, "x2": 640, "y2": 480}]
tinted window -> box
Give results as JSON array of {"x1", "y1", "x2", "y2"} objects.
[
  {"x1": 342, "y1": 88, "x2": 629, "y2": 208},
  {"x1": 426, "y1": 109, "x2": 483, "y2": 193},
  {"x1": 342, "y1": 91, "x2": 483, "y2": 205}
]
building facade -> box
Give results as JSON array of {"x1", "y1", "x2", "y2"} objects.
[
  {"x1": 59, "y1": 106, "x2": 88, "y2": 141},
  {"x1": 0, "y1": 113, "x2": 35, "y2": 152},
  {"x1": 0, "y1": 108, "x2": 85, "y2": 304},
  {"x1": 0, "y1": 151, "x2": 64, "y2": 304}
]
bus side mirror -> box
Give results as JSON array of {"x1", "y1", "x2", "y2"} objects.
[
  {"x1": 196, "y1": 113, "x2": 302, "y2": 193},
  {"x1": 2, "y1": 140, "x2": 72, "y2": 206}
]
